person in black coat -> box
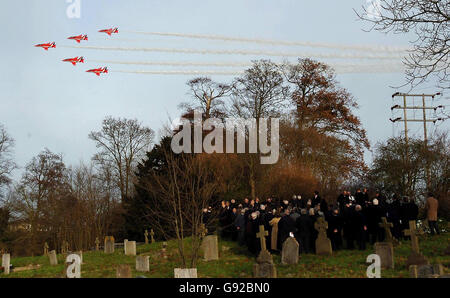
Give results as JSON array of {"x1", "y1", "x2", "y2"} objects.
[
  {"x1": 234, "y1": 209, "x2": 246, "y2": 246},
  {"x1": 278, "y1": 209, "x2": 297, "y2": 248},
  {"x1": 353, "y1": 205, "x2": 368, "y2": 250},
  {"x1": 326, "y1": 208, "x2": 344, "y2": 250},
  {"x1": 366, "y1": 199, "x2": 385, "y2": 244},
  {"x1": 312, "y1": 191, "x2": 321, "y2": 208},
  {"x1": 342, "y1": 203, "x2": 355, "y2": 249},
  {"x1": 296, "y1": 209, "x2": 314, "y2": 254}
]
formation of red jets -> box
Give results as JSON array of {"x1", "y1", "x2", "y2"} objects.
[{"x1": 35, "y1": 28, "x2": 118, "y2": 76}]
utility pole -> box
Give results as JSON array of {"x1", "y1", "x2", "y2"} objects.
[{"x1": 390, "y1": 92, "x2": 445, "y2": 192}]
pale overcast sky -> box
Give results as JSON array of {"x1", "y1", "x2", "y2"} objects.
[{"x1": 0, "y1": 0, "x2": 447, "y2": 180}]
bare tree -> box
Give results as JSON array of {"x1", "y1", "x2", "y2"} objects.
[
  {"x1": 89, "y1": 117, "x2": 154, "y2": 201},
  {"x1": 356, "y1": 0, "x2": 450, "y2": 88},
  {"x1": 140, "y1": 147, "x2": 220, "y2": 268},
  {"x1": 0, "y1": 124, "x2": 16, "y2": 200},
  {"x1": 181, "y1": 77, "x2": 230, "y2": 119}
]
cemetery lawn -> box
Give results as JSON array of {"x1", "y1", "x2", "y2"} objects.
[{"x1": 2, "y1": 233, "x2": 449, "y2": 278}]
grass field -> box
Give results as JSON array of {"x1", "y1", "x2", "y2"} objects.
[{"x1": 1, "y1": 233, "x2": 449, "y2": 278}]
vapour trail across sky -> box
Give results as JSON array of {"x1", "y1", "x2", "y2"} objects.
[
  {"x1": 123, "y1": 31, "x2": 409, "y2": 54},
  {"x1": 61, "y1": 45, "x2": 404, "y2": 60}
]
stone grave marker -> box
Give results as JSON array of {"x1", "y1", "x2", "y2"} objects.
[
  {"x1": 125, "y1": 240, "x2": 136, "y2": 256},
  {"x1": 202, "y1": 235, "x2": 219, "y2": 261},
  {"x1": 104, "y1": 236, "x2": 115, "y2": 254},
  {"x1": 374, "y1": 242, "x2": 394, "y2": 269},
  {"x1": 410, "y1": 264, "x2": 444, "y2": 278},
  {"x1": 174, "y1": 268, "x2": 197, "y2": 278},
  {"x1": 48, "y1": 250, "x2": 58, "y2": 265},
  {"x1": 144, "y1": 230, "x2": 149, "y2": 244},
  {"x1": 150, "y1": 229, "x2": 155, "y2": 243},
  {"x1": 136, "y1": 256, "x2": 150, "y2": 272},
  {"x1": 161, "y1": 242, "x2": 168, "y2": 259},
  {"x1": 281, "y1": 237, "x2": 299, "y2": 265},
  {"x1": 95, "y1": 237, "x2": 100, "y2": 251},
  {"x1": 253, "y1": 225, "x2": 277, "y2": 278},
  {"x1": 116, "y1": 264, "x2": 132, "y2": 278},
  {"x1": 2, "y1": 254, "x2": 10, "y2": 275},
  {"x1": 404, "y1": 220, "x2": 429, "y2": 268},
  {"x1": 314, "y1": 217, "x2": 332, "y2": 256},
  {"x1": 44, "y1": 242, "x2": 49, "y2": 256}
]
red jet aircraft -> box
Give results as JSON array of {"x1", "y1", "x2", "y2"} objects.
[
  {"x1": 98, "y1": 28, "x2": 118, "y2": 36},
  {"x1": 34, "y1": 42, "x2": 56, "y2": 51},
  {"x1": 68, "y1": 34, "x2": 88, "y2": 43},
  {"x1": 62, "y1": 56, "x2": 85, "y2": 66},
  {"x1": 86, "y1": 67, "x2": 108, "y2": 76}
]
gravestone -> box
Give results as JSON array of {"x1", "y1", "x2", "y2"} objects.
[
  {"x1": 314, "y1": 217, "x2": 332, "y2": 256},
  {"x1": 116, "y1": 264, "x2": 132, "y2": 278},
  {"x1": 61, "y1": 240, "x2": 69, "y2": 254},
  {"x1": 253, "y1": 225, "x2": 277, "y2": 278},
  {"x1": 136, "y1": 256, "x2": 150, "y2": 272},
  {"x1": 281, "y1": 237, "x2": 299, "y2": 265},
  {"x1": 253, "y1": 249, "x2": 277, "y2": 278},
  {"x1": 202, "y1": 235, "x2": 219, "y2": 261},
  {"x1": 104, "y1": 236, "x2": 115, "y2": 254},
  {"x1": 125, "y1": 240, "x2": 136, "y2": 256},
  {"x1": 404, "y1": 220, "x2": 429, "y2": 268},
  {"x1": 44, "y1": 242, "x2": 49, "y2": 256},
  {"x1": 124, "y1": 239, "x2": 128, "y2": 254},
  {"x1": 48, "y1": 250, "x2": 58, "y2": 265},
  {"x1": 161, "y1": 242, "x2": 168, "y2": 259},
  {"x1": 174, "y1": 268, "x2": 197, "y2": 278},
  {"x1": 200, "y1": 224, "x2": 208, "y2": 238},
  {"x1": 95, "y1": 237, "x2": 100, "y2": 251},
  {"x1": 374, "y1": 242, "x2": 394, "y2": 269},
  {"x1": 2, "y1": 254, "x2": 10, "y2": 275},
  {"x1": 150, "y1": 229, "x2": 155, "y2": 243},
  {"x1": 410, "y1": 264, "x2": 444, "y2": 278},
  {"x1": 144, "y1": 230, "x2": 149, "y2": 244}
]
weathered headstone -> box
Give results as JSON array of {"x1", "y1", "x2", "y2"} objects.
[
  {"x1": 374, "y1": 242, "x2": 394, "y2": 269},
  {"x1": 144, "y1": 230, "x2": 149, "y2": 244},
  {"x1": 410, "y1": 264, "x2": 444, "y2": 278},
  {"x1": 174, "y1": 268, "x2": 197, "y2": 278},
  {"x1": 116, "y1": 264, "x2": 132, "y2": 278},
  {"x1": 404, "y1": 220, "x2": 429, "y2": 268},
  {"x1": 2, "y1": 254, "x2": 10, "y2": 275},
  {"x1": 44, "y1": 242, "x2": 49, "y2": 256},
  {"x1": 125, "y1": 240, "x2": 136, "y2": 256},
  {"x1": 48, "y1": 250, "x2": 58, "y2": 265},
  {"x1": 281, "y1": 237, "x2": 299, "y2": 265},
  {"x1": 104, "y1": 236, "x2": 115, "y2": 254},
  {"x1": 253, "y1": 249, "x2": 277, "y2": 278},
  {"x1": 150, "y1": 229, "x2": 155, "y2": 243},
  {"x1": 136, "y1": 256, "x2": 150, "y2": 272},
  {"x1": 161, "y1": 242, "x2": 168, "y2": 259},
  {"x1": 256, "y1": 225, "x2": 269, "y2": 252},
  {"x1": 61, "y1": 240, "x2": 69, "y2": 254},
  {"x1": 95, "y1": 237, "x2": 100, "y2": 251},
  {"x1": 124, "y1": 239, "x2": 128, "y2": 254},
  {"x1": 314, "y1": 217, "x2": 332, "y2": 256},
  {"x1": 253, "y1": 225, "x2": 277, "y2": 278},
  {"x1": 202, "y1": 235, "x2": 219, "y2": 261}
]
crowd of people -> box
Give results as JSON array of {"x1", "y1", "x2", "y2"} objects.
[{"x1": 204, "y1": 190, "x2": 440, "y2": 255}]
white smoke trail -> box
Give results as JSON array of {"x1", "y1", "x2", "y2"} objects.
[
  {"x1": 90, "y1": 59, "x2": 252, "y2": 67},
  {"x1": 112, "y1": 65, "x2": 404, "y2": 76},
  {"x1": 124, "y1": 31, "x2": 409, "y2": 54},
  {"x1": 61, "y1": 45, "x2": 404, "y2": 60},
  {"x1": 113, "y1": 70, "x2": 244, "y2": 75},
  {"x1": 91, "y1": 59, "x2": 404, "y2": 71}
]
